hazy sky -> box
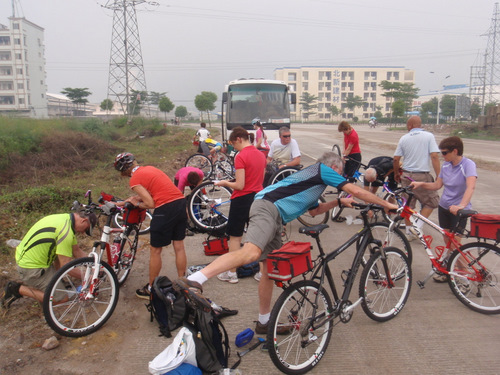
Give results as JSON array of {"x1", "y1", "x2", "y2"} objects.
[{"x1": 0, "y1": 0, "x2": 496, "y2": 111}]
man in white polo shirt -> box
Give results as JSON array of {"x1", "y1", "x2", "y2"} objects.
[{"x1": 393, "y1": 115, "x2": 440, "y2": 237}]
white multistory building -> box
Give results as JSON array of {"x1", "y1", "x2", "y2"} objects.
[
  {"x1": 0, "y1": 17, "x2": 47, "y2": 117},
  {"x1": 275, "y1": 66, "x2": 415, "y2": 122}
]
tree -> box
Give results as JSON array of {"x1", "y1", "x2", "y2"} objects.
[
  {"x1": 61, "y1": 87, "x2": 92, "y2": 114},
  {"x1": 391, "y1": 100, "x2": 406, "y2": 117},
  {"x1": 175, "y1": 105, "x2": 188, "y2": 122},
  {"x1": 329, "y1": 105, "x2": 340, "y2": 121},
  {"x1": 100, "y1": 98, "x2": 114, "y2": 112},
  {"x1": 149, "y1": 91, "x2": 166, "y2": 105},
  {"x1": 299, "y1": 92, "x2": 318, "y2": 121},
  {"x1": 379, "y1": 81, "x2": 419, "y2": 114},
  {"x1": 345, "y1": 95, "x2": 367, "y2": 119},
  {"x1": 158, "y1": 97, "x2": 174, "y2": 120},
  {"x1": 373, "y1": 110, "x2": 383, "y2": 120},
  {"x1": 421, "y1": 97, "x2": 438, "y2": 116},
  {"x1": 195, "y1": 91, "x2": 217, "y2": 125},
  {"x1": 470, "y1": 101, "x2": 481, "y2": 120},
  {"x1": 440, "y1": 94, "x2": 456, "y2": 118},
  {"x1": 128, "y1": 90, "x2": 148, "y2": 115}
]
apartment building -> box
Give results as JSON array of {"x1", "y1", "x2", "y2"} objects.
[
  {"x1": 0, "y1": 17, "x2": 47, "y2": 117},
  {"x1": 274, "y1": 66, "x2": 415, "y2": 122}
]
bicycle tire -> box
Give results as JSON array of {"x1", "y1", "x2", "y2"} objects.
[
  {"x1": 359, "y1": 247, "x2": 411, "y2": 322},
  {"x1": 113, "y1": 210, "x2": 152, "y2": 235},
  {"x1": 213, "y1": 159, "x2": 234, "y2": 181},
  {"x1": 381, "y1": 192, "x2": 405, "y2": 224},
  {"x1": 115, "y1": 227, "x2": 139, "y2": 286},
  {"x1": 357, "y1": 222, "x2": 413, "y2": 265},
  {"x1": 296, "y1": 196, "x2": 329, "y2": 226},
  {"x1": 43, "y1": 257, "x2": 119, "y2": 337},
  {"x1": 267, "y1": 280, "x2": 333, "y2": 375},
  {"x1": 330, "y1": 190, "x2": 348, "y2": 222},
  {"x1": 268, "y1": 166, "x2": 301, "y2": 186},
  {"x1": 447, "y1": 242, "x2": 500, "y2": 314},
  {"x1": 187, "y1": 181, "x2": 232, "y2": 232},
  {"x1": 331, "y1": 143, "x2": 342, "y2": 157},
  {"x1": 185, "y1": 154, "x2": 213, "y2": 180}
]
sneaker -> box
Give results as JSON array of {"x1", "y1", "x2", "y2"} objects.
[
  {"x1": 457, "y1": 282, "x2": 471, "y2": 294},
  {"x1": 135, "y1": 283, "x2": 150, "y2": 299},
  {"x1": 254, "y1": 272, "x2": 262, "y2": 282},
  {"x1": 173, "y1": 277, "x2": 211, "y2": 312},
  {"x1": 217, "y1": 271, "x2": 239, "y2": 284},
  {"x1": 406, "y1": 232, "x2": 419, "y2": 242},
  {"x1": 255, "y1": 321, "x2": 292, "y2": 335},
  {"x1": 185, "y1": 229, "x2": 195, "y2": 237},
  {"x1": 213, "y1": 306, "x2": 239, "y2": 319},
  {"x1": 433, "y1": 274, "x2": 448, "y2": 283},
  {"x1": 1, "y1": 281, "x2": 22, "y2": 309}
]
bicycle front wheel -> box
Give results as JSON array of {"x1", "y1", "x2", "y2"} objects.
[
  {"x1": 381, "y1": 192, "x2": 405, "y2": 225},
  {"x1": 331, "y1": 190, "x2": 348, "y2": 222},
  {"x1": 115, "y1": 228, "x2": 139, "y2": 286},
  {"x1": 268, "y1": 166, "x2": 301, "y2": 186},
  {"x1": 185, "y1": 154, "x2": 213, "y2": 179},
  {"x1": 296, "y1": 196, "x2": 329, "y2": 226},
  {"x1": 43, "y1": 257, "x2": 119, "y2": 337},
  {"x1": 188, "y1": 181, "x2": 232, "y2": 232},
  {"x1": 331, "y1": 143, "x2": 342, "y2": 157},
  {"x1": 448, "y1": 242, "x2": 500, "y2": 314},
  {"x1": 268, "y1": 280, "x2": 333, "y2": 375},
  {"x1": 359, "y1": 247, "x2": 411, "y2": 322}
]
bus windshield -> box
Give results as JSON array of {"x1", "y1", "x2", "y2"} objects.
[{"x1": 227, "y1": 83, "x2": 290, "y2": 128}]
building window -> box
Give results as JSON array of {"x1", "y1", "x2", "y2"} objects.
[
  {"x1": 302, "y1": 82, "x2": 308, "y2": 90},
  {"x1": 0, "y1": 36, "x2": 10, "y2": 45},
  {"x1": 0, "y1": 51, "x2": 11, "y2": 61},
  {"x1": 13, "y1": 23, "x2": 20, "y2": 29},
  {"x1": 16, "y1": 68, "x2": 23, "y2": 75},
  {"x1": 15, "y1": 53, "x2": 21, "y2": 60},
  {"x1": 17, "y1": 82, "x2": 24, "y2": 90},
  {"x1": 0, "y1": 67, "x2": 12, "y2": 76},
  {"x1": 14, "y1": 38, "x2": 21, "y2": 45},
  {"x1": 318, "y1": 82, "x2": 324, "y2": 90},
  {"x1": 289, "y1": 83, "x2": 296, "y2": 92},
  {"x1": 288, "y1": 72, "x2": 297, "y2": 81},
  {"x1": 0, "y1": 81, "x2": 14, "y2": 90},
  {"x1": 302, "y1": 71, "x2": 309, "y2": 80},
  {"x1": 19, "y1": 98, "x2": 25, "y2": 104},
  {"x1": 0, "y1": 96, "x2": 15, "y2": 105}
]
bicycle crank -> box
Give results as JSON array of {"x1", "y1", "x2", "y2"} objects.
[{"x1": 339, "y1": 300, "x2": 353, "y2": 323}]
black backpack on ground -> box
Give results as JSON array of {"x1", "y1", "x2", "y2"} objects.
[
  {"x1": 184, "y1": 308, "x2": 230, "y2": 373},
  {"x1": 147, "y1": 276, "x2": 189, "y2": 338}
]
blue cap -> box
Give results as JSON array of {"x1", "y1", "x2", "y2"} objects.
[{"x1": 235, "y1": 328, "x2": 254, "y2": 347}]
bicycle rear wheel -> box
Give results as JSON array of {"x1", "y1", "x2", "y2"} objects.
[
  {"x1": 359, "y1": 247, "x2": 411, "y2": 322},
  {"x1": 268, "y1": 280, "x2": 333, "y2": 375},
  {"x1": 43, "y1": 257, "x2": 119, "y2": 337},
  {"x1": 185, "y1": 154, "x2": 213, "y2": 179},
  {"x1": 267, "y1": 166, "x2": 301, "y2": 186},
  {"x1": 187, "y1": 181, "x2": 232, "y2": 232},
  {"x1": 113, "y1": 210, "x2": 152, "y2": 235},
  {"x1": 296, "y1": 196, "x2": 329, "y2": 226},
  {"x1": 448, "y1": 242, "x2": 500, "y2": 314}
]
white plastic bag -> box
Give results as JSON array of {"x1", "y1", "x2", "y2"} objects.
[{"x1": 149, "y1": 327, "x2": 197, "y2": 375}]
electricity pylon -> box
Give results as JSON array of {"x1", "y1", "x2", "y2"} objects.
[
  {"x1": 105, "y1": 0, "x2": 148, "y2": 116},
  {"x1": 484, "y1": 2, "x2": 500, "y2": 104}
]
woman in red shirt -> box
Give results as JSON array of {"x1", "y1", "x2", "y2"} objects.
[{"x1": 338, "y1": 121, "x2": 362, "y2": 179}]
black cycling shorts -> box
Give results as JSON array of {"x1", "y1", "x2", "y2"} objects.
[
  {"x1": 226, "y1": 193, "x2": 256, "y2": 237},
  {"x1": 150, "y1": 198, "x2": 187, "y2": 247}
]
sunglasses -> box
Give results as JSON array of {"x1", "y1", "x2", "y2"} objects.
[
  {"x1": 441, "y1": 150, "x2": 451, "y2": 155},
  {"x1": 281, "y1": 135, "x2": 291, "y2": 138}
]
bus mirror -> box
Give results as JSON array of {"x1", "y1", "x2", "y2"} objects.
[
  {"x1": 290, "y1": 93, "x2": 296, "y2": 105},
  {"x1": 222, "y1": 92, "x2": 228, "y2": 103}
]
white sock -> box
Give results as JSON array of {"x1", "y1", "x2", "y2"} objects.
[
  {"x1": 259, "y1": 313, "x2": 270, "y2": 325},
  {"x1": 228, "y1": 271, "x2": 237, "y2": 277},
  {"x1": 188, "y1": 271, "x2": 208, "y2": 285}
]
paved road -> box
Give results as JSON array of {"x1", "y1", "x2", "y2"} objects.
[{"x1": 54, "y1": 124, "x2": 500, "y2": 375}]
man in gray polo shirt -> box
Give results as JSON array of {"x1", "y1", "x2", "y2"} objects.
[{"x1": 393, "y1": 116, "x2": 440, "y2": 236}]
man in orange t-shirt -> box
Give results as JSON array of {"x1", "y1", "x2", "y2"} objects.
[{"x1": 114, "y1": 153, "x2": 187, "y2": 299}]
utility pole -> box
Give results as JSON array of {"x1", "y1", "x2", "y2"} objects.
[
  {"x1": 484, "y1": 2, "x2": 500, "y2": 104},
  {"x1": 104, "y1": 0, "x2": 148, "y2": 118}
]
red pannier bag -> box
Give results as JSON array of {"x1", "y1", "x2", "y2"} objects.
[
  {"x1": 266, "y1": 241, "x2": 313, "y2": 281},
  {"x1": 470, "y1": 214, "x2": 500, "y2": 242},
  {"x1": 123, "y1": 207, "x2": 147, "y2": 225},
  {"x1": 203, "y1": 236, "x2": 229, "y2": 256}
]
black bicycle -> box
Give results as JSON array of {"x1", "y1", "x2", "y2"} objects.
[{"x1": 267, "y1": 203, "x2": 412, "y2": 374}]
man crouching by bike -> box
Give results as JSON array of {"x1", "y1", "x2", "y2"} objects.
[
  {"x1": 1, "y1": 211, "x2": 97, "y2": 309},
  {"x1": 173, "y1": 151, "x2": 398, "y2": 334}
]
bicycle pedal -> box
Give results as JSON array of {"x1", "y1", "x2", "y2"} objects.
[{"x1": 416, "y1": 280, "x2": 425, "y2": 289}]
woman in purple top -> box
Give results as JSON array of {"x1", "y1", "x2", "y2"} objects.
[{"x1": 410, "y1": 136, "x2": 477, "y2": 231}]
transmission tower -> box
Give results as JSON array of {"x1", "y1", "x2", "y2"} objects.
[
  {"x1": 484, "y1": 2, "x2": 500, "y2": 104},
  {"x1": 105, "y1": 0, "x2": 148, "y2": 116}
]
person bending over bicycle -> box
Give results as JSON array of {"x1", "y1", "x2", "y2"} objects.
[
  {"x1": 114, "y1": 152, "x2": 188, "y2": 300},
  {"x1": 173, "y1": 151, "x2": 398, "y2": 334},
  {"x1": 174, "y1": 167, "x2": 204, "y2": 195},
  {"x1": 1, "y1": 211, "x2": 97, "y2": 309},
  {"x1": 363, "y1": 156, "x2": 397, "y2": 195},
  {"x1": 200, "y1": 138, "x2": 223, "y2": 163}
]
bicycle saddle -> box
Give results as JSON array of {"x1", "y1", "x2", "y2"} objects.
[{"x1": 298, "y1": 224, "x2": 329, "y2": 237}]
